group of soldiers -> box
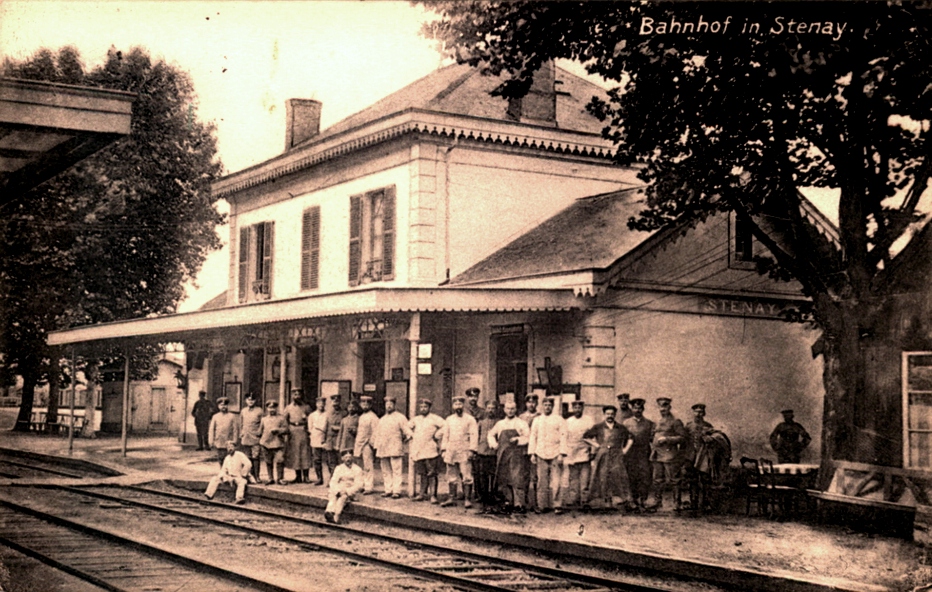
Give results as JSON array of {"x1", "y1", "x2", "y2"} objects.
[{"x1": 193, "y1": 386, "x2": 736, "y2": 515}]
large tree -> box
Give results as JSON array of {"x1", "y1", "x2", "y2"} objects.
[
  {"x1": 419, "y1": 1, "x2": 932, "y2": 472},
  {"x1": 0, "y1": 46, "x2": 224, "y2": 430}
]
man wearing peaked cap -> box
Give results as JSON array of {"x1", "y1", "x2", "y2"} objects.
[
  {"x1": 440, "y1": 393, "x2": 478, "y2": 507},
  {"x1": 192, "y1": 391, "x2": 217, "y2": 451},
  {"x1": 684, "y1": 403, "x2": 715, "y2": 510},
  {"x1": 648, "y1": 397, "x2": 687, "y2": 511},
  {"x1": 208, "y1": 396, "x2": 239, "y2": 466},
  {"x1": 373, "y1": 394, "x2": 413, "y2": 498},
  {"x1": 259, "y1": 399, "x2": 289, "y2": 485},
  {"x1": 560, "y1": 399, "x2": 594, "y2": 512},
  {"x1": 519, "y1": 394, "x2": 541, "y2": 511},
  {"x1": 617, "y1": 393, "x2": 633, "y2": 421},
  {"x1": 240, "y1": 393, "x2": 264, "y2": 482},
  {"x1": 354, "y1": 395, "x2": 379, "y2": 494},
  {"x1": 622, "y1": 397, "x2": 653, "y2": 511},
  {"x1": 464, "y1": 388, "x2": 486, "y2": 421},
  {"x1": 409, "y1": 397, "x2": 445, "y2": 503},
  {"x1": 769, "y1": 409, "x2": 812, "y2": 464}
]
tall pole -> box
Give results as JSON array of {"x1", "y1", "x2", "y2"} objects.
[
  {"x1": 68, "y1": 347, "x2": 76, "y2": 455},
  {"x1": 278, "y1": 339, "x2": 287, "y2": 409},
  {"x1": 121, "y1": 352, "x2": 130, "y2": 457}
]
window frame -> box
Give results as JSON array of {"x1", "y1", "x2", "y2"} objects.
[
  {"x1": 348, "y1": 186, "x2": 395, "y2": 286},
  {"x1": 903, "y1": 351, "x2": 932, "y2": 469},
  {"x1": 237, "y1": 221, "x2": 275, "y2": 303}
]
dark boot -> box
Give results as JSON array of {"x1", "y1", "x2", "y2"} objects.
[
  {"x1": 441, "y1": 483, "x2": 458, "y2": 507},
  {"x1": 265, "y1": 462, "x2": 274, "y2": 484},
  {"x1": 463, "y1": 483, "x2": 474, "y2": 509},
  {"x1": 276, "y1": 464, "x2": 285, "y2": 485},
  {"x1": 252, "y1": 459, "x2": 261, "y2": 482},
  {"x1": 429, "y1": 476, "x2": 439, "y2": 504},
  {"x1": 413, "y1": 475, "x2": 428, "y2": 501},
  {"x1": 294, "y1": 470, "x2": 304, "y2": 484},
  {"x1": 314, "y1": 466, "x2": 324, "y2": 486}
]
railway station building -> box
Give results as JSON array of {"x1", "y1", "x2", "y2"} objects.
[{"x1": 48, "y1": 62, "x2": 825, "y2": 463}]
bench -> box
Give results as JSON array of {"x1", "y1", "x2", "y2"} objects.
[{"x1": 808, "y1": 461, "x2": 927, "y2": 538}]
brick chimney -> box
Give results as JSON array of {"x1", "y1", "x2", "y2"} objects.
[
  {"x1": 285, "y1": 99, "x2": 322, "y2": 150},
  {"x1": 507, "y1": 61, "x2": 556, "y2": 126}
]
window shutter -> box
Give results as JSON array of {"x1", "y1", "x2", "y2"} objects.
[
  {"x1": 382, "y1": 186, "x2": 395, "y2": 280},
  {"x1": 301, "y1": 207, "x2": 321, "y2": 290},
  {"x1": 349, "y1": 194, "x2": 362, "y2": 286},
  {"x1": 238, "y1": 225, "x2": 250, "y2": 302},
  {"x1": 263, "y1": 222, "x2": 274, "y2": 295}
]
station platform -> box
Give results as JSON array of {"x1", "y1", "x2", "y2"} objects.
[{"x1": 0, "y1": 429, "x2": 926, "y2": 592}]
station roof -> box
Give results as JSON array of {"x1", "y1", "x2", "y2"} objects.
[
  {"x1": 0, "y1": 77, "x2": 134, "y2": 202},
  {"x1": 47, "y1": 287, "x2": 583, "y2": 349}
]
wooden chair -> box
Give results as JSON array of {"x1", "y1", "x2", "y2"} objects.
[
  {"x1": 759, "y1": 458, "x2": 801, "y2": 517},
  {"x1": 740, "y1": 457, "x2": 769, "y2": 516}
]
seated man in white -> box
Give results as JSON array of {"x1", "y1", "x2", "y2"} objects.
[
  {"x1": 325, "y1": 449, "x2": 364, "y2": 524},
  {"x1": 205, "y1": 441, "x2": 254, "y2": 504}
]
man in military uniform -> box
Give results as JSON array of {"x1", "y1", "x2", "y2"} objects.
[
  {"x1": 239, "y1": 393, "x2": 264, "y2": 482},
  {"x1": 324, "y1": 396, "x2": 345, "y2": 477},
  {"x1": 409, "y1": 398, "x2": 445, "y2": 503},
  {"x1": 616, "y1": 393, "x2": 634, "y2": 421},
  {"x1": 648, "y1": 397, "x2": 687, "y2": 511},
  {"x1": 353, "y1": 395, "x2": 380, "y2": 494},
  {"x1": 440, "y1": 395, "x2": 479, "y2": 508},
  {"x1": 373, "y1": 395, "x2": 412, "y2": 498},
  {"x1": 560, "y1": 399, "x2": 594, "y2": 513},
  {"x1": 622, "y1": 398, "x2": 654, "y2": 512},
  {"x1": 684, "y1": 403, "x2": 714, "y2": 510},
  {"x1": 464, "y1": 387, "x2": 486, "y2": 420},
  {"x1": 769, "y1": 409, "x2": 812, "y2": 463},
  {"x1": 519, "y1": 394, "x2": 540, "y2": 510},
  {"x1": 258, "y1": 400, "x2": 289, "y2": 485},
  {"x1": 191, "y1": 391, "x2": 217, "y2": 451},
  {"x1": 208, "y1": 397, "x2": 239, "y2": 466}
]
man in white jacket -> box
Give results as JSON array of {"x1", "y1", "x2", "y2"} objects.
[
  {"x1": 529, "y1": 396, "x2": 566, "y2": 513},
  {"x1": 373, "y1": 395, "x2": 412, "y2": 498},
  {"x1": 205, "y1": 441, "x2": 254, "y2": 504},
  {"x1": 325, "y1": 450, "x2": 364, "y2": 524}
]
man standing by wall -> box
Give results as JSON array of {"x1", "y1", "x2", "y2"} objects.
[
  {"x1": 308, "y1": 396, "x2": 328, "y2": 485},
  {"x1": 528, "y1": 396, "x2": 565, "y2": 513},
  {"x1": 474, "y1": 400, "x2": 499, "y2": 512},
  {"x1": 584, "y1": 405, "x2": 633, "y2": 511},
  {"x1": 560, "y1": 399, "x2": 593, "y2": 513},
  {"x1": 284, "y1": 390, "x2": 312, "y2": 484},
  {"x1": 239, "y1": 393, "x2": 264, "y2": 482},
  {"x1": 488, "y1": 400, "x2": 531, "y2": 513},
  {"x1": 324, "y1": 396, "x2": 345, "y2": 478},
  {"x1": 192, "y1": 391, "x2": 216, "y2": 451},
  {"x1": 623, "y1": 398, "x2": 654, "y2": 512},
  {"x1": 354, "y1": 395, "x2": 379, "y2": 494},
  {"x1": 373, "y1": 395, "x2": 412, "y2": 499},
  {"x1": 440, "y1": 395, "x2": 479, "y2": 508},
  {"x1": 208, "y1": 397, "x2": 239, "y2": 466},
  {"x1": 648, "y1": 397, "x2": 687, "y2": 511},
  {"x1": 409, "y1": 398, "x2": 445, "y2": 503},
  {"x1": 520, "y1": 394, "x2": 540, "y2": 511},
  {"x1": 770, "y1": 409, "x2": 812, "y2": 463},
  {"x1": 258, "y1": 401, "x2": 289, "y2": 485}
]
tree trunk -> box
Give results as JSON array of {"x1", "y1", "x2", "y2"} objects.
[
  {"x1": 46, "y1": 355, "x2": 60, "y2": 426},
  {"x1": 13, "y1": 368, "x2": 38, "y2": 432},
  {"x1": 817, "y1": 301, "x2": 864, "y2": 490}
]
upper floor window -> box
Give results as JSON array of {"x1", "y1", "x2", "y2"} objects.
[
  {"x1": 301, "y1": 206, "x2": 321, "y2": 291},
  {"x1": 729, "y1": 212, "x2": 756, "y2": 269},
  {"x1": 238, "y1": 221, "x2": 274, "y2": 303},
  {"x1": 349, "y1": 186, "x2": 395, "y2": 286}
]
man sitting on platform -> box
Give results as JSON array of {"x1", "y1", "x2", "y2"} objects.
[
  {"x1": 205, "y1": 441, "x2": 255, "y2": 504},
  {"x1": 325, "y1": 449, "x2": 364, "y2": 524}
]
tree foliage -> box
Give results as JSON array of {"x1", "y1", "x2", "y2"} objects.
[
  {"x1": 418, "y1": 1, "x2": 932, "y2": 467},
  {"x1": 0, "y1": 46, "x2": 224, "y2": 429}
]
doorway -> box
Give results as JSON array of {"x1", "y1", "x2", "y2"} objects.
[
  {"x1": 299, "y1": 345, "x2": 320, "y2": 406},
  {"x1": 360, "y1": 341, "x2": 386, "y2": 414},
  {"x1": 493, "y1": 333, "x2": 528, "y2": 413}
]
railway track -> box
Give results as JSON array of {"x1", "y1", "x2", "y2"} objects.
[
  {"x1": 0, "y1": 497, "x2": 296, "y2": 592},
  {"x1": 11, "y1": 483, "x2": 679, "y2": 592},
  {"x1": 0, "y1": 457, "x2": 86, "y2": 479}
]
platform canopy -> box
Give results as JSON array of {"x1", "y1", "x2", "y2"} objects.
[
  {"x1": 0, "y1": 77, "x2": 134, "y2": 202},
  {"x1": 47, "y1": 286, "x2": 585, "y2": 352}
]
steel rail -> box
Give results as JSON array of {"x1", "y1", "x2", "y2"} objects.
[
  {"x1": 73, "y1": 483, "x2": 674, "y2": 592},
  {"x1": 0, "y1": 497, "x2": 295, "y2": 592},
  {"x1": 0, "y1": 458, "x2": 86, "y2": 479}
]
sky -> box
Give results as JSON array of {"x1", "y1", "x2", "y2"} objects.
[{"x1": 0, "y1": 0, "x2": 451, "y2": 311}]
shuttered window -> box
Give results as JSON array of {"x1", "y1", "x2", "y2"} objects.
[
  {"x1": 301, "y1": 207, "x2": 321, "y2": 291},
  {"x1": 348, "y1": 186, "x2": 395, "y2": 286},
  {"x1": 238, "y1": 226, "x2": 250, "y2": 302},
  {"x1": 237, "y1": 221, "x2": 274, "y2": 303},
  {"x1": 349, "y1": 195, "x2": 362, "y2": 286}
]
